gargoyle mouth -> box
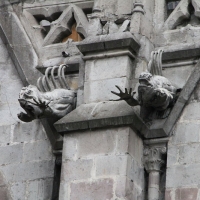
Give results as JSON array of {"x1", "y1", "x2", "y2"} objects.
[{"x1": 18, "y1": 99, "x2": 36, "y2": 118}]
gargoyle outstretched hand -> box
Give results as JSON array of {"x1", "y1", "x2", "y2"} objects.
[{"x1": 111, "y1": 85, "x2": 140, "y2": 106}]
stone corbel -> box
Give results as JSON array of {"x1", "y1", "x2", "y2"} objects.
[{"x1": 144, "y1": 138, "x2": 168, "y2": 200}]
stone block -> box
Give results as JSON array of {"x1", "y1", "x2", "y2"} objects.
[
  {"x1": 128, "y1": 128, "x2": 143, "y2": 164},
  {"x1": 95, "y1": 155, "x2": 128, "y2": 176},
  {"x1": 115, "y1": 176, "x2": 133, "y2": 198},
  {"x1": 0, "y1": 103, "x2": 21, "y2": 126},
  {"x1": 70, "y1": 178, "x2": 113, "y2": 200},
  {"x1": 178, "y1": 144, "x2": 200, "y2": 165},
  {"x1": 61, "y1": 159, "x2": 93, "y2": 182},
  {"x1": 166, "y1": 164, "x2": 200, "y2": 188},
  {"x1": 170, "y1": 122, "x2": 200, "y2": 145},
  {"x1": 175, "y1": 188, "x2": 198, "y2": 200},
  {"x1": 62, "y1": 135, "x2": 77, "y2": 160},
  {"x1": 0, "y1": 79, "x2": 23, "y2": 104},
  {"x1": 11, "y1": 182, "x2": 26, "y2": 200},
  {"x1": 162, "y1": 65, "x2": 194, "y2": 89},
  {"x1": 0, "y1": 144, "x2": 23, "y2": 166},
  {"x1": 23, "y1": 140, "x2": 53, "y2": 162},
  {"x1": 0, "y1": 160, "x2": 54, "y2": 182},
  {"x1": 165, "y1": 189, "x2": 173, "y2": 200},
  {"x1": 182, "y1": 102, "x2": 200, "y2": 121},
  {"x1": 0, "y1": 125, "x2": 11, "y2": 145},
  {"x1": 0, "y1": 186, "x2": 10, "y2": 200},
  {"x1": 115, "y1": 127, "x2": 130, "y2": 155},
  {"x1": 13, "y1": 120, "x2": 46, "y2": 143},
  {"x1": 59, "y1": 182, "x2": 70, "y2": 200},
  {"x1": 26, "y1": 178, "x2": 53, "y2": 200},
  {"x1": 85, "y1": 56, "x2": 133, "y2": 82},
  {"x1": 0, "y1": 61, "x2": 21, "y2": 83},
  {"x1": 167, "y1": 145, "x2": 178, "y2": 167},
  {"x1": 84, "y1": 77, "x2": 129, "y2": 103},
  {"x1": 76, "y1": 128, "x2": 118, "y2": 158}
]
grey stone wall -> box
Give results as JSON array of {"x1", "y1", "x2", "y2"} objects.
[
  {"x1": 0, "y1": 37, "x2": 55, "y2": 200},
  {"x1": 165, "y1": 85, "x2": 200, "y2": 200},
  {"x1": 60, "y1": 127, "x2": 144, "y2": 200}
]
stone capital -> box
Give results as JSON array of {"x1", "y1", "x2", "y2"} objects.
[{"x1": 143, "y1": 139, "x2": 168, "y2": 173}]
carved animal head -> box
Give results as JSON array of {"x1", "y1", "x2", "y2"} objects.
[{"x1": 18, "y1": 85, "x2": 48, "y2": 122}]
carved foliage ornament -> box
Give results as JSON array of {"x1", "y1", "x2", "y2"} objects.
[
  {"x1": 111, "y1": 50, "x2": 181, "y2": 122},
  {"x1": 144, "y1": 146, "x2": 167, "y2": 172},
  {"x1": 18, "y1": 65, "x2": 77, "y2": 122}
]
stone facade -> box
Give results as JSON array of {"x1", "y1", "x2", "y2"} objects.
[{"x1": 1, "y1": 0, "x2": 200, "y2": 200}]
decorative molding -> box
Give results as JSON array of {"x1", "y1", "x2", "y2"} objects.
[{"x1": 144, "y1": 146, "x2": 167, "y2": 172}]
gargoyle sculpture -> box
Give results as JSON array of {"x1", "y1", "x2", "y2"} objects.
[
  {"x1": 18, "y1": 65, "x2": 77, "y2": 122},
  {"x1": 112, "y1": 50, "x2": 181, "y2": 122}
]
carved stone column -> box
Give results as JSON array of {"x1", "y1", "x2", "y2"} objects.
[
  {"x1": 144, "y1": 139, "x2": 168, "y2": 200},
  {"x1": 130, "y1": 2, "x2": 145, "y2": 35}
]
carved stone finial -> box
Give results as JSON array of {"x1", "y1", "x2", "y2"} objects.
[{"x1": 144, "y1": 146, "x2": 167, "y2": 172}]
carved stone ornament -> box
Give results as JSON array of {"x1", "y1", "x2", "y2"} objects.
[
  {"x1": 18, "y1": 65, "x2": 77, "y2": 122},
  {"x1": 111, "y1": 50, "x2": 181, "y2": 122},
  {"x1": 164, "y1": 0, "x2": 200, "y2": 30},
  {"x1": 144, "y1": 146, "x2": 167, "y2": 172}
]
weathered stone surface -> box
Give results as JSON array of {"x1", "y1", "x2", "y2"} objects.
[
  {"x1": 166, "y1": 164, "x2": 200, "y2": 188},
  {"x1": 0, "y1": 125, "x2": 11, "y2": 145},
  {"x1": 95, "y1": 155, "x2": 128, "y2": 176},
  {"x1": 170, "y1": 122, "x2": 200, "y2": 145},
  {"x1": 0, "y1": 144, "x2": 23, "y2": 166},
  {"x1": 115, "y1": 176, "x2": 133, "y2": 198},
  {"x1": 116, "y1": 0, "x2": 132, "y2": 15},
  {"x1": 70, "y1": 179, "x2": 114, "y2": 200},
  {"x1": 0, "y1": 186, "x2": 10, "y2": 200},
  {"x1": 167, "y1": 145, "x2": 178, "y2": 167},
  {"x1": 13, "y1": 121, "x2": 46, "y2": 142},
  {"x1": 26, "y1": 178, "x2": 53, "y2": 200},
  {"x1": 75, "y1": 129, "x2": 117, "y2": 158},
  {"x1": 84, "y1": 77, "x2": 129, "y2": 103},
  {"x1": 178, "y1": 143, "x2": 200, "y2": 165},
  {"x1": 23, "y1": 140, "x2": 53, "y2": 162},
  {"x1": 175, "y1": 188, "x2": 198, "y2": 200},
  {"x1": 61, "y1": 159, "x2": 93, "y2": 181},
  {"x1": 85, "y1": 56, "x2": 133, "y2": 81},
  {"x1": 0, "y1": 160, "x2": 54, "y2": 182},
  {"x1": 182, "y1": 102, "x2": 200, "y2": 121},
  {"x1": 165, "y1": 189, "x2": 173, "y2": 200},
  {"x1": 10, "y1": 182, "x2": 26, "y2": 200}
]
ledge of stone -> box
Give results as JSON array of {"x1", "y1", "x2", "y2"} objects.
[
  {"x1": 162, "y1": 47, "x2": 200, "y2": 62},
  {"x1": 54, "y1": 101, "x2": 170, "y2": 139},
  {"x1": 77, "y1": 32, "x2": 140, "y2": 55}
]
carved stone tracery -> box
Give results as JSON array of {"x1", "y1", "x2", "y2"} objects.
[{"x1": 164, "y1": 0, "x2": 200, "y2": 30}]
